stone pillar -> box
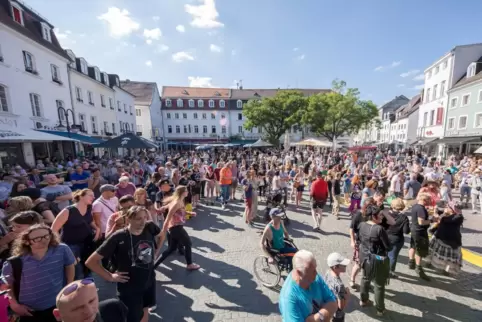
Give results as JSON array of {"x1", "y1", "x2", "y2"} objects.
[{"x1": 22, "y1": 143, "x2": 35, "y2": 167}]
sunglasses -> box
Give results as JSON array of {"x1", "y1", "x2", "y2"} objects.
[
  {"x1": 59, "y1": 278, "x2": 95, "y2": 300},
  {"x1": 29, "y1": 234, "x2": 51, "y2": 243}
]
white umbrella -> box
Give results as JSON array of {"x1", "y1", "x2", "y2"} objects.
[
  {"x1": 294, "y1": 138, "x2": 331, "y2": 147},
  {"x1": 250, "y1": 139, "x2": 273, "y2": 148}
]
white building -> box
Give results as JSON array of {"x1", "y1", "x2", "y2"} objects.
[
  {"x1": 0, "y1": 0, "x2": 78, "y2": 166},
  {"x1": 120, "y1": 81, "x2": 164, "y2": 148},
  {"x1": 389, "y1": 94, "x2": 421, "y2": 149},
  {"x1": 417, "y1": 43, "x2": 482, "y2": 154}
]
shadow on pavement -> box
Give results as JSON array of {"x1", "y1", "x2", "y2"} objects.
[
  {"x1": 188, "y1": 209, "x2": 245, "y2": 233},
  {"x1": 190, "y1": 235, "x2": 225, "y2": 254}
]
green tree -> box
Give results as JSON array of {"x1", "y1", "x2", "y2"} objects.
[
  {"x1": 301, "y1": 80, "x2": 379, "y2": 144},
  {"x1": 243, "y1": 90, "x2": 307, "y2": 146}
]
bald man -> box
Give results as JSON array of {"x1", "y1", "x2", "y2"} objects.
[{"x1": 53, "y1": 279, "x2": 127, "y2": 322}]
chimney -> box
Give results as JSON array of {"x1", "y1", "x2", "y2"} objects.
[{"x1": 239, "y1": 79, "x2": 243, "y2": 90}]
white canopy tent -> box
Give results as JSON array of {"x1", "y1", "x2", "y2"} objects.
[
  {"x1": 244, "y1": 139, "x2": 273, "y2": 148},
  {"x1": 293, "y1": 138, "x2": 331, "y2": 147},
  {"x1": 0, "y1": 129, "x2": 79, "y2": 143},
  {"x1": 474, "y1": 146, "x2": 482, "y2": 154}
]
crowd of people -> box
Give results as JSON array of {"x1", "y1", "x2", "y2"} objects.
[{"x1": 0, "y1": 146, "x2": 478, "y2": 321}]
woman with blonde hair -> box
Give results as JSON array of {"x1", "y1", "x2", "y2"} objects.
[
  {"x1": 2, "y1": 224, "x2": 75, "y2": 321},
  {"x1": 134, "y1": 188, "x2": 156, "y2": 224},
  {"x1": 171, "y1": 168, "x2": 181, "y2": 187},
  {"x1": 154, "y1": 186, "x2": 200, "y2": 270},
  {"x1": 5, "y1": 196, "x2": 33, "y2": 220},
  {"x1": 52, "y1": 189, "x2": 101, "y2": 279},
  {"x1": 130, "y1": 160, "x2": 144, "y2": 187}
]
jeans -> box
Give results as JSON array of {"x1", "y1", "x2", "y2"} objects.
[
  {"x1": 220, "y1": 184, "x2": 230, "y2": 205},
  {"x1": 279, "y1": 246, "x2": 298, "y2": 268},
  {"x1": 154, "y1": 225, "x2": 193, "y2": 267},
  {"x1": 387, "y1": 239, "x2": 404, "y2": 272},
  {"x1": 282, "y1": 187, "x2": 288, "y2": 205},
  {"x1": 67, "y1": 244, "x2": 91, "y2": 280}
]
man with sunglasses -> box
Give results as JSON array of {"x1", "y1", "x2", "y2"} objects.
[{"x1": 53, "y1": 278, "x2": 127, "y2": 322}]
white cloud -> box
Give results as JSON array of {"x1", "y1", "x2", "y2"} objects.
[
  {"x1": 97, "y1": 7, "x2": 140, "y2": 38},
  {"x1": 400, "y1": 69, "x2": 420, "y2": 77},
  {"x1": 413, "y1": 74, "x2": 425, "y2": 81},
  {"x1": 296, "y1": 54, "x2": 305, "y2": 60},
  {"x1": 152, "y1": 16, "x2": 160, "y2": 21},
  {"x1": 172, "y1": 51, "x2": 195, "y2": 62},
  {"x1": 155, "y1": 44, "x2": 169, "y2": 53},
  {"x1": 53, "y1": 28, "x2": 76, "y2": 45},
  {"x1": 374, "y1": 66, "x2": 384, "y2": 72},
  {"x1": 210, "y1": 44, "x2": 222, "y2": 53},
  {"x1": 145, "y1": 60, "x2": 152, "y2": 67},
  {"x1": 374, "y1": 61, "x2": 402, "y2": 72},
  {"x1": 146, "y1": 39, "x2": 153, "y2": 45},
  {"x1": 391, "y1": 61, "x2": 402, "y2": 67},
  {"x1": 176, "y1": 25, "x2": 186, "y2": 33},
  {"x1": 293, "y1": 47, "x2": 299, "y2": 52},
  {"x1": 143, "y1": 28, "x2": 162, "y2": 40},
  {"x1": 185, "y1": 0, "x2": 224, "y2": 28},
  {"x1": 397, "y1": 84, "x2": 405, "y2": 88},
  {"x1": 412, "y1": 84, "x2": 424, "y2": 90},
  {"x1": 54, "y1": 28, "x2": 68, "y2": 40},
  {"x1": 188, "y1": 76, "x2": 214, "y2": 87}
]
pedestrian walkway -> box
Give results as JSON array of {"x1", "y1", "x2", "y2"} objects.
[{"x1": 96, "y1": 199, "x2": 482, "y2": 321}]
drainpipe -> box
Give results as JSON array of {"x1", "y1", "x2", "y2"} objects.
[{"x1": 66, "y1": 62, "x2": 78, "y2": 157}]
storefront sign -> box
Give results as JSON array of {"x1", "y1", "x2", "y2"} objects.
[
  {"x1": 0, "y1": 130, "x2": 23, "y2": 138},
  {"x1": 426, "y1": 130, "x2": 434, "y2": 136},
  {"x1": 0, "y1": 117, "x2": 18, "y2": 128},
  {"x1": 445, "y1": 130, "x2": 482, "y2": 137}
]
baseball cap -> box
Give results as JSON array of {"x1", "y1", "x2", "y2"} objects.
[
  {"x1": 327, "y1": 252, "x2": 350, "y2": 267},
  {"x1": 100, "y1": 184, "x2": 117, "y2": 193},
  {"x1": 269, "y1": 208, "x2": 283, "y2": 218},
  {"x1": 158, "y1": 179, "x2": 170, "y2": 186}
]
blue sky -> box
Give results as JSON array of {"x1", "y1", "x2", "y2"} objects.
[{"x1": 25, "y1": 0, "x2": 482, "y2": 105}]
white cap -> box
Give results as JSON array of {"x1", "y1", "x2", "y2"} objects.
[{"x1": 327, "y1": 252, "x2": 350, "y2": 267}]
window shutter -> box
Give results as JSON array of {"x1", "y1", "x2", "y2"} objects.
[{"x1": 436, "y1": 107, "x2": 444, "y2": 125}]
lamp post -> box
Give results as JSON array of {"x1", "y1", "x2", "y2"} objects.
[{"x1": 57, "y1": 106, "x2": 77, "y2": 157}]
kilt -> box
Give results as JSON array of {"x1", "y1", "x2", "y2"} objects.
[{"x1": 428, "y1": 238, "x2": 462, "y2": 275}]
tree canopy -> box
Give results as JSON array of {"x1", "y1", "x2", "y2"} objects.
[
  {"x1": 242, "y1": 90, "x2": 307, "y2": 146},
  {"x1": 300, "y1": 80, "x2": 379, "y2": 143}
]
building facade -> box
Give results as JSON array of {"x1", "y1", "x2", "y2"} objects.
[
  {"x1": 389, "y1": 94, "x2": 421, "y2": 148},
  {"x1": 120, "y1": 81, "x2": 164, "y2": 148}
]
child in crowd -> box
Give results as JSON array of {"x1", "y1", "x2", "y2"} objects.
[{"x1": 325, "y1": 252, "x2": 351, "y2": 322}]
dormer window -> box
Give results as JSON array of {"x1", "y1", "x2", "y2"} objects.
[
  {"x1": 11, "y1": 2, "x2": 23, "y2": 25},
  {"x1": 103, "y1": 73, "x2": 109, "y2": 86},
  {"x1": 236, "y1": 100, "x2": 243, "y2": 108},
  {"x1": 115, "y1": 78, "x2": 120, "y2": 87},
  {"x1": 188, "y1": 99, "x2": 194, "y2": 107},
  {"x1": 198, "y1": 100, "x2": 204, "y2": 108},
  {"x1": 208, "y1": 99, "x2": 215, "y2": 108},
  {"x1": 94, "y1": 68, "x2": 101, "y2": 82},
  {"x1": 165, "y1": 99, "x2": 172, "y2": 107},
  {"x1": 41, "y1": 22, "x2": 51, "y2": 42},
  {"x1": 214, "y1": 91, "x2": 221, "y2": 96},
  {"x1": 66, "y1": 50, "x2": 76, "y2": 68},
  {"x1": 177, "y1": 99, "x2": 183, "y2": 107},
  {"x1": 219, "y1": 100, "x2": 225, "y2": 108},
  {"x1": 80, "y1": 59, "x2": 88, "y2": 74},
  {"x1": 467, "y1": 62, "x2": 477, "y2": 78}
]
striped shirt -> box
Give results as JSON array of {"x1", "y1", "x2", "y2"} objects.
[{"x1": 1, "y1": 243, "x2": 75, "y2": 311}]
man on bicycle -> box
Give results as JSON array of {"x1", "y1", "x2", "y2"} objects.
[{"x1": 260, "y1": 208, "x2": 297, "y2": 264}]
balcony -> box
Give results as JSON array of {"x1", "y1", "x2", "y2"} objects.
[
  {"x1": 92, "y1": 130, "x2": 98, "y2": 135},
  {"x1": 110, "y1": 106, "x2": 114, "y2": 110},
  {"x1": 89, "y1": 102, "x2": 95, "y2": 106},
  {"x1": 105, "y1": 131, "x2": 113, "y2": 136}
]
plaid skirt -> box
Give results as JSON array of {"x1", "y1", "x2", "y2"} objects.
[{"x1": 428, "y1": 238, "x2": 462, "y2": 275}]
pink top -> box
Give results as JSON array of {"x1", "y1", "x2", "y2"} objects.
[
  {"x1": 0, "y1": 294, "x2": 9, "y2": 322},
  {"x1": 167, "y1": 208, "x2": 186, "y2": 230}
]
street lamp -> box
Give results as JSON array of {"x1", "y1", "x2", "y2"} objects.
[{"x1": 57, "y1": 106, "x2": 77, "y2": 157}]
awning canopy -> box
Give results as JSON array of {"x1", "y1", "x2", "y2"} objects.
[
  {"x1": 95, "y1": 133, "x2": 158, "y2": 149},
  {"x1": 475, "y1": 146, "x2": 482, "y2": 154},
  {"x1": 431, "y1": 136, "x2": 482, "y2": 145},
  {"x1": 294, "y1": 138, "x2": 331, "y2": 147},
  {"x1": 0, "y1": 129, "x2": 78, "y2": 143},
  {"x1": 411, "y1": 137, "x2": 438, "y2": 146},
  {"x1": 38, "y1": 130, "x2": 103, "y2": 145},
  {"x1": 246, "y1": 139, "x2": 273, "y2": 148}
]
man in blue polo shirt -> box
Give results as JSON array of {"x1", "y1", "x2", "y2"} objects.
[
  {"x1": 71, "y1": 165, "x2": 90, "y2": 191},
  {"x1": 279, "y1": 250, "x2": 337, "y2": 322}
]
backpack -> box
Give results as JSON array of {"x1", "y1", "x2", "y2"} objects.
[{"x1": 7, "y1": 256, "x2": 22, "y2": 301}]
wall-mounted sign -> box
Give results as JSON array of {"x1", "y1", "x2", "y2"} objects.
[{"x1": 426, "y1": 130, "x2": 434, "y2": 136}]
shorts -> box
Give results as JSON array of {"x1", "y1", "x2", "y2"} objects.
[
  {"x1": 119, "y1": 283, "x2": 156, "y2": 322},
  {"x1": 311, "y1": 200, "x2": 325, "y2": 210},
  {"x1": 296, "y1": 184, "x2": 305, "y2": 192},
  {"x1": 245, "y1": 198, "x2": 252, "y2": 211},
  {"x1": 410, "y1": 234, "x2": 429, "y2": 258},
  {"x1": 231, "y1": 178, "x2": 238, "y2": 189}
]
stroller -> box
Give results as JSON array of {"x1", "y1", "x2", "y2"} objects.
[{"x1": 263, "y1": 189, "x2": 290, "y2": 225}]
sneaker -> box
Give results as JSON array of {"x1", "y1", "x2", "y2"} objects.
[
  {"x1": 359, "y1": 300, "x2": 373, "y2": 307},
  {"x1": 408, "y1": 259, "x2": 416, "y2": 270},
  {"x1": 376, "y1": 310, "x2": 386, "y2": 317},
  {"x1": 222, "y1": 204, "x2": 225, "y2": 210},
  {"x1": 349, "y1": 281, "x2": 358, "y2": 290}
]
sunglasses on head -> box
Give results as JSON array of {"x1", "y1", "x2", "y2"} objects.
[{"x1": 58, "y1": 278, "x2": 95, "y2": 302}]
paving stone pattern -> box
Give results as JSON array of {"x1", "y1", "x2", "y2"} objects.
[{"x1": 96, "y1": 195, "x2": 482, "y2": 322}]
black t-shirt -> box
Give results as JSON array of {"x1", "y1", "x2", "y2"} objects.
[
  {"x1": 385, "y1": 211, "x2": 410, "y2": 245},
  {"x1": 350, "y1": 211, "x2": 366, "y2": 242},
  {"x1": 97, "y1": 222, "x2": 160, "y2": 293},
  {"x1": 416, "y1": 173, "x2": 424, "y2": 184},
  {"x1": 358, "y1": 222, "x2": 391, "y2": 261},
  {"x1": 97, "y1": 298, "x2": 128, "y2": 322},
  {"x1": 411, "y1": 204, "x2": 430, "y2": 235}
]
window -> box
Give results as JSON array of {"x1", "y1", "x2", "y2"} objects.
[
  {"x1": 209, "y1": 100, "x2": 215, "y2": 108},
  {"x1": 202, "y1": 113, "x2": 207, "y2": 119},
  {"x1": 100, "y1": 95, "x2": 106, "y2": 107},
  {"x1": 11, "y1": 3, "x2": 23, "y2": 25},
  {"x1": 458, "y1": 116, "x2": 468, "y2": 129},
  {"x1": 194, "y1": 125, "x2": 199, "y2": 133},
  {"x1": 103, "y1": 73, "x2": 110, "y2": 86},
  {"x1": 177, "y1": 99, "x2": 183, "y2": 107},
  {"x1": 221, "y1": 113, "x2": 225, "y2": 119},
  {"x1": 115, "y1": 78, "x2": 119, "y2": 87},
  {"x1": 109, "y1": 98, "x2": 114, "y2": 109},
  {"x1": 447, "y1": 117, "x2": 455, "y2": 130},
  {"x1": 222, "y1": 126, "x2": 226, "y2": 134},
  {"x1": 193, "y1": 113, "x2": 198, "y2": 119},
  {"x1": 462, "y1": 94, "x2": 470, "y2": 106},
  {"x1": 75, "y1": 87, "x2": 83, "y2": 102},
  {"x1": 432, "y1": 84, "x2": 438, "y2": 100},
  {"x1": 0, "y1": 85, "x2": 9, "y2": 112},
  {"x1": 238, "y1": 113, "x2": 242, "y2": 120},
  {"x1": 166, "y1": 113, "x2": 171, "y2": 119},
  {"x1": 119, "y1": 121, "x2": 123, "y2": 132},
  {"x1": 50, "y1": 64, "x2": 60, "y2": 83},
  {"x1": 129, "y1": 106, "x2": 132, "y2": 115},
  {"x1": 137, "y1": 124, "x2": 143, "y2": 133},
  {"x1": 440, "y1": 81, "x2": 446, "y2": 96},
  {"x1": 198, "y1": 100, "x2": 204, "y2": 108},
  {"x1": 94, "y1": 68, "x2": 101, "y2": 81},
  {"x1": 136, "y1": 108, "x2": 141, "y2": 116},
  {"x1": 427, "y1": 70, "x2": 432, "y2": 79},
  {"x1": 175, "y1": 125, "x2": 180, "y2": 133},
  {"x1": 0, "y1": 44, "x2": 3, "y2": 62},
  {"x1": 436, "y1": 107, "x2": 444, "y2": 125},
  {"x1": 203, "y1": 125, "x2": 208, "y2": 134},
  {"x1": 211, "y1": 113, "x2": 215, "y2": 119},
  {"x1": 175, "y1": 113, "x2": 179, "y2": 119},
  {"x1": 80, "y1": 59, "x2": 88, "y2": 74},
  {"x1": 443, "y1": 60, "x2": 448, "y2": 69},
  {"x1": 124, "y1": 103, "x2": 127, "y2": 113},
  {"x1": 475, "y1": 113, "x2": 482, "y2": 128},
  {"x1": 425, "y1": 88, "x2": 431, "y2": 102},
  {"x1": 450, "y1": 97, "x2": 458, "y2": 109},
  {"x1": 189, "y1": 99, "x2": 194, "y2": 108},
  {"x1": 467, "y1": 63, "x2": 476, "y2": 78},
  {"x1": 88, "y1": 91, "x2": 94, "y2": 105},
  {"x1": 238, "y1": 125, "x2": 243, "y2": 134},
  {"x1": 23, "y1": 51, "x2": 35, "y2": 73},
  {"x1": 211, "y1": 125, "x2": 216, "y2": 134},
  {"x1": 434, "y1": 66, "x2": 439, "y2": 75},
  {"x1": 41, "y1": 23, "x2": 51, "y2": 42},
  {"x1": 183, "y1": 113, "x2": 187, "y2": 119},
  {"x1": 91, "y1": 116, "x2": 97, "y2": 133},
  {"x1": 220, "y1": 100, "x2": 225, "y2": 108},
  {"x1": 103, "y1": 121, "x2": 108, "y2": 132},
  {"x1": 478, "y1": 90, "x2": 482, "y2": 103},
  {"x1": 422, "y1": 112, "x2": 427, "y2": 126},
  {"x1": 79, "y1": 114, "x2": 86, "y2": 132},
  {"x1": 237, "y1": 100, "x2": 243, "y2": 108},
  {"x1": 167, "y1": 125, "x2": 172, "y2": 133},
  {"x1": 117, "y1": 101, "x2": 121, "y2": 111},
  {"x1": 165, "y1": 99, "x2": 172, "y2": 107},
  {"x1": 184, "y1": 125, "x2": 188, "y2": 133},
  {"x1": 112, "y1": 123, "x2": 116, "y2": 134}
]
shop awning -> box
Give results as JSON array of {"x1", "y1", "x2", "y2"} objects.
[
  {"x1": 431, "y1": 136, "x2": 482, "y2": 145},
  {"x1": 38, "y1": 130, "x2": 104, "y2": 145},
  {"x1": 0, "y1": 129, "x2": 78, "y2": 143},
  {"x1": 410, "y1": 137, "x2": 439, "y2": 145}
]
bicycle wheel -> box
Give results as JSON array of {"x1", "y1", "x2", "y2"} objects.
[{"x1": 253, "y1": 256, "x2": 281, "y2": 288}]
